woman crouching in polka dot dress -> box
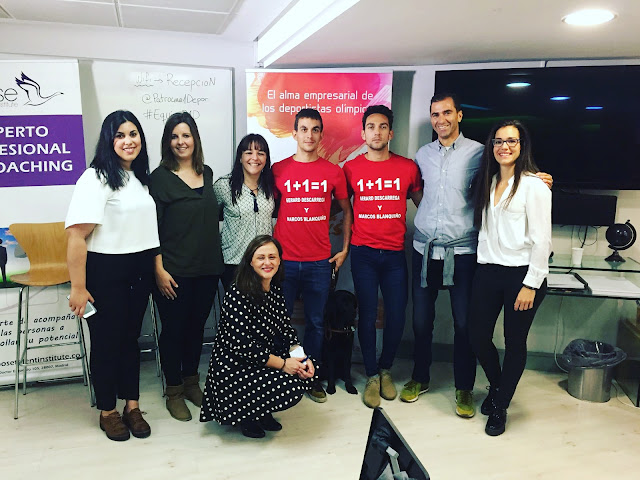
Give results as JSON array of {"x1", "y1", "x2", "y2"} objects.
[{"x1": 200, "y1": 235, "x2": 316, "y2": 438}]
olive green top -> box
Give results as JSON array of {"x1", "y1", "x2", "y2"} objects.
[{"x1": 150, "y1": 165, "x2": 223, "y2": 277}]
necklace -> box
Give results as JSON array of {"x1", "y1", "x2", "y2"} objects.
[{"x1": 244, "y1": 182, "x2": 259, "y2": 194}]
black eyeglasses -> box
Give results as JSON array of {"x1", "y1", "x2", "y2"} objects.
[
  {"x1": 492, "y1": 138, "x2": 521, "y2": 147},
  {"x1": 250, "y1": 191, "x2": 259, "y2": 213}
]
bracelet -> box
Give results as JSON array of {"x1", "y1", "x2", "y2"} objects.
[
  {"x1": 522, "y1": 284, "x2": 537, "y2": 291},
  {"x1": 279, "y1": 358, "x2": 286, "y2": 370}
]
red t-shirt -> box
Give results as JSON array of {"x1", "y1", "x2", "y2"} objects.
[
  {"x1": 343, "y1": 153, "x2": 422, "y2": 251},
  {"x1": 273, "y1": 156, "x2": 348, "y2": 261}
]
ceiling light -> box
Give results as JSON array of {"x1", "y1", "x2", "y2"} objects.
[
  {"x1": 256, "y1": 0, "x2": 361, "y2": 67},
  {"x1": 585, "y1": 106, "x2": 603, "y2": 110},
  {"x1": 550, "y1": 96, "x2": 570, "y2": 101},
  {"x1": 506, "y1": 82, "x2": 531, "y2": 88},
  {"x1": 563, "y1": 9, "x2": 616, "y2": 26}
]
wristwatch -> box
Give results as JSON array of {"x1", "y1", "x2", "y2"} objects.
[{"x1": 522, "y1": 284, "x2": 538, "y2": 291}]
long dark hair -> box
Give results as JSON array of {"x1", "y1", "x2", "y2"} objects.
[
  {"x1": 230, "y1": 134, "x2": 273, "y2": 204},
  {"x1": 235, "y1": 235, "x2": 284, "y2": 302},
  {"x1": 90, "y1": 110, "x2": 150, "y2": 190},
  {"x1": 159, "y1": 112, "x2": 205, "y2": 174},
  {"x1": 473, "y1": 119, "x2": 539, "y2": 228}
]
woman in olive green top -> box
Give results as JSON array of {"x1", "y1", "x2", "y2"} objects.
[{"x1": 150, "y1": 112, "x2": 223, "y2": 421}]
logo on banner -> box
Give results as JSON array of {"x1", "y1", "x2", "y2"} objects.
[{"x1": 14, "y1": 72, "x2": 64, "y2": 106}]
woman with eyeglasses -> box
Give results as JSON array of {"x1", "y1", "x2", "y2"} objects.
[
  {"x1": 468, "y1": 119, "x2": 552, "y2": 437},
  {"x1": 149, "y1": 112, "x2": 224, "y2": 422},
  {"x1": 213, "y1": 134, "x2": 275, "y2": 288}
]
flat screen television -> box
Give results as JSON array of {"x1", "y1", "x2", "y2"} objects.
[
  {"x1": 434, "y1": 65, "x2": 640, "y2": 190},
  {"x1": 360, "y1": 408, "x2": 429, "y2": 480}
]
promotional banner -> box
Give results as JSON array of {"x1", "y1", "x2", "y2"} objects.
[
  {"x1": 0, "y1": 62, "x2": 85, "y2": 188},
  {"x1": 247, "y1": 70, "x2": 392, "y2": 165},
  {"x1": 0, "y1": 59, "x2": 85, "y2": 385}
]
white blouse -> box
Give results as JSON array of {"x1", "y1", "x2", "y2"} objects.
[
  {"x1": 65, "y1": 168, "x2": 159, "y2": 254},
  {"x1": 477, "y1": 173, "x2": 552, "y2": 289}
]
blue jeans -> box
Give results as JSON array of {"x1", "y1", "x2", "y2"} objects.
[
  {"x1": 282, "y1": 260, "x2": 332, "y2": 363},
  {"x1": 411, "y1": 249, "x2": 477, "y2": 390},
  {"x1": 351, "y1": 245, "x2": 408, "y2": 378}
]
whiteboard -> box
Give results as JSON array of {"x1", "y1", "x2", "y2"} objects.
[{"x1": 79, "y1": 60, "x2": 234, "y2": 179}]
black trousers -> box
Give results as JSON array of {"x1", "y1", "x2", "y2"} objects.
[
  {"x1": 153, "y1": 274, "x2": 220, "y2": 386},
  {"x1": 85, "y1": 250, "x2": 154, "y2": 411},
  {"x1": 468, "y1": 264, "x2": 547, "y2": 409}
]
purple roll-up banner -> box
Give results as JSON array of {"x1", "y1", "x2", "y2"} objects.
[
  {"x1": 0, "y1": 114, "x2": 85, "y2": 187},
  {"x1": 0, "y1": 59, "x2": 85, "y2": 385}
]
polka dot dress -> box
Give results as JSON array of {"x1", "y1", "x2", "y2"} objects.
[{"x1": 200, "y1": 284, "x2": 313, "y2": 425}]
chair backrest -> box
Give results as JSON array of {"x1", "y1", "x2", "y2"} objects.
[{"x1": 8, "y1": 222, "x2": 70, "y2": 286}]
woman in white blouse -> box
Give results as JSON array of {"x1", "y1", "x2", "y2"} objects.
[
  {"x1": 469, "y1": 119, "x2": 552, "y2": 437},
  {"x1": 66, "y1": 111, "x2": 159, "y2": 442}
]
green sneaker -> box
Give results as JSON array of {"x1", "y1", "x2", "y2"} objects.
[
  {"x1": 399, "y1": 380, "x2": 429, "y2": 403},
  {"x1": 307, "y1": 380, "x2": 327, "y2": 403},
  {"x1": 455, "y1": 389, "x2": 475, "y2": 418}
]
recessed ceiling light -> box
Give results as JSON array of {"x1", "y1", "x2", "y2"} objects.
[
  {"x1": 563, "y1": 9, "x2": 616, "y2": 26},
  {"x1": 506, "y1": 82, "x2": 531, "y2": 88},
  {"x1": 551, "y1": 96, "x2": 570, "y2": 101},
  {"x1": 585, "y1": 106, "x2": 603, "y2": 110}
]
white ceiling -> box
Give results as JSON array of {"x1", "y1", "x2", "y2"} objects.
[
  {"x1": 0, "y1": 0, "x2": 292, "y2": 38},
  {"x1": 274, "y1": 0, "x2": 640, "y2": 67},
  {"x1": 0, "y1": 0, "x2": 638, "y2": 66}
]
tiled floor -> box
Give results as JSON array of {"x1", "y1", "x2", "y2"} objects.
[{"x1": 1, "y1": 358, "x2": 638, "y2": 480}]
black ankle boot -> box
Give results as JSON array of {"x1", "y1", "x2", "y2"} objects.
[
  {"x1": 485, "y1": 408, "x2": 507, "y2": 436},
  {"x1": 481, "y1": 387, "x2": 499, "y2": 416},
  {"x1": 258, "y1": 413, "x2": 282, "y2": 431},
  {"x1": 240, "y1": 419, "x2": 265, "y2": 438}
]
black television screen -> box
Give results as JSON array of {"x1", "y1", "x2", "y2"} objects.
[
  {"x1": 434, "y1": 65, "x2": 640, "y2": 190},
  {"x1": 360, "y1": 408, "x2": 429, "y2": 480}
]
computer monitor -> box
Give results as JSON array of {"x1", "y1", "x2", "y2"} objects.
[{"x1": 360, "y1": 408, "x2": 430, "y2": 480}]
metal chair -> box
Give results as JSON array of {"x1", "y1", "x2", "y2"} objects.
[
  {"x1": 141, "y1": 294, "x2": 164, "y2": 394},
  {"x1": 9, "y1": 222, "x2": 93, "y2": 419}
]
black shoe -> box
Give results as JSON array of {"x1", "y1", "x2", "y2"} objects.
[
  {"x1": 481, "y1": 387, "x2": 498, "y2": 416},
  {"x1": 485, "y1": 408, "x2": 507, "y2": 436},
  {"x1": 258, "y1": 413, "x2": 282, "y2": 431},
  {"x1": 240, "y1": 419, "x2": 265, "y2": 438}
]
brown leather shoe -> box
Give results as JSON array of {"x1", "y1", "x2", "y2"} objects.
[
  {"x1": 122, "y1": 407, "x2": 151, "y2": 438},
  {"x1": 99, "y1": 411, "x2": 130, "y2": 442}
]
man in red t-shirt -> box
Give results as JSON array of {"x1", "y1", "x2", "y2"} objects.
[
  {"x1": 273, "y1": 108, "x2": 353, "y2": 403},
  {"x1": 343, "y1": 105, "x2": 422, "y2": 408}
]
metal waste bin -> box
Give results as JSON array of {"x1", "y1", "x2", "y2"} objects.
[
  {"x1": 559, "y1": 339, "x2": 627, "y2": 403},
  {"x1": 567, "y1": 365, "x2": 616, "y2": 402}
]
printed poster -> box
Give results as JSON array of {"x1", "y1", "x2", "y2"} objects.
[{"x1": 0, "y1": 59, "x2": 85, "y2": 384}]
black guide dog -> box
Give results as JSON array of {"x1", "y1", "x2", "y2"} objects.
[{"x1": 322, "y1": 289, "x2": 358, "y2": 395}]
